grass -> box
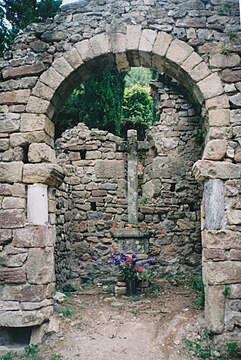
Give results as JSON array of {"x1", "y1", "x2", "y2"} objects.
[{"x1": 0, "y1": 345, "x2": 64, "y2": 360}]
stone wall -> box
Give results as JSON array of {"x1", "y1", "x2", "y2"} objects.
[{"x1": 0, "y1": 0, "x2": 240, "y2": 340}]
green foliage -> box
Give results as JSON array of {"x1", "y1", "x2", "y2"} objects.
[
  {"x1": 223, "y1": 285, "x2": 231, "y2": 297},
  {"x1": 125, "y1": 67, "x2": 156, "y2": 88},
  {"x1": 225, "y1": 31, "x2": 239, "y2": 41},
  {"x1": 184, "y1": 329, "x2": 222, "y2": 359},
  {"x1": 225, "y1": 342, "x2": 241, "y2": 357},
  {"x1": 0, "y1": 0, "x2": 62, "y2": 57},
  {"x1": 191, "y1": 277, "x2": 205, "y2": 309},
  {"x1": 0, "y1": 353, "x2": 14, "y2": 360},
  {"x1": 57, "y1": 69, "x2": 126, "y2": 138},
  {"x1": 120, "y1": 85, "x2": 154, "y2": 139}
]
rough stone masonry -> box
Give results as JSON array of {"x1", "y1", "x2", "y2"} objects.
[{"x1": 0, "y1": 0, "x2": 241, "y2": 344}]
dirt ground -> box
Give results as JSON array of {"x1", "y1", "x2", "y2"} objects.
[{"x1": 38, "y1": 277, "x2": 205, "y2": 360}]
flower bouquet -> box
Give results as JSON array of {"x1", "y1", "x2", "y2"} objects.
[{"x1": 108, "y1": 252, "x2": 155, "y2": 295}]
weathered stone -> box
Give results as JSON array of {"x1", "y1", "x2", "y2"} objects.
[
  {"x1": 205, "y1": 285, "x2": 225, "y2": 334},
  {"x1": 203, "y1": 249, "x2": 228, "y2": 261},
  {"x1": 166, "y1": 38, "x2": 193, "y2": 65},
  {"x1": 95, "y1": 160, "x2": 125, "y2": 179},
  {"x1": 26, "y1": 96, "x2": 55, "y2": 118},
  {"x1": 207, "y1": 126, "x2": 231, "y2": 140},
  {"x1": 0, "y1": 306, "x2": 53, "y2": 327},
  {"x1": 210, "y1": 54, "x2": 240, "y2": 68},
  {"x1": 203, "y1": 140, "x2": 227, "y2": 161},
  {"x1": 181, "y1": 52, "x2": 203, "y2": 73},
  {"x1": 204, "y1": 179, "x2": 224, "y2": 230},
  {"x1": 230, "y1": 109, "x2": 241, "y2": 124},
  {"x1": 28, "y1": 143, "x2": 55, "y2": 163},
  {"x1": 206, "y1": 95, "x2": 230, "y2": 110},
  {"x1": 226, "y1": 210, "x2": 241, "y2": 225},
  {"x1": 13, "y1": 225, "x2": 51, "y2": 248},
  {"x1": 205, "y1": 261, "x2": 241, "y2": 285},
  {"x1": 234, "y1": 149, "x2": 241, "y2": 163},
  {"x1": 52, "y1": 57, "x2": 73, "y2": 77},
  {"x1": 0, "y1": 89, "x2": 30, "y2": 105},
  {"x1": 2, "y1": 197, "x2": 25, "y2": 209},
  {"x1": 90, "y1": 33, "x2": 111, "y2": 57},
  {"x1": 230, "y1": 93, "x2": 241, "y2": 108},
  {"x1": 2, "y1": 283, "x2": 55, "y2": 302},
  {"x1": 10, "y1": 131, "x2": 53, "y2": 148},
  {"x1": 203, "y1": 230, "x2": 241, "y2": 250},
  {"x1": 0, "y1": 229, "x2": 12, "y2": 245},
  {"x1": 139, "y1": 29, "x2": 157, "y2": 53},
  {"x1": 0, "y1": 251, "x2": 28, "y2": 267},
  {"x1": 39, "y1": 67, "x2": 64, "y2": 91},
  {"x1": 190, "y1": 61, "x2": 211, "y2": 82},
  {"x1": 2, "y1": 63, "x2": 45, "y2": 80},
  {"x1": 75, "y1": 39, "x2": 94, "y2": 62},
  {"x1": 228, "y1": 284, "x2": 241, "y2": 299},
  {"x1": 0, "y1": 268, "x2": 26, "y2": 284},
  {"x1": 222, "y1": 69, "x2": 241, "y2": 83},
  {"x1": 208, "y1": 109, "x2": 230, "y2": 127},
  {"x1": 0, "y1": 112, "x2": 21, "y2": 133},
  {"x1": 193, "y1": 160, "x2": 241, "y2": 182},
  {"x1": 126, "y1": 25, "x2": 142, "y2": 50},
  {"x1": 26, "y1": 247, "x2": 55, "y2": 285},
  {"x1": 20, "y1": 114, "x2": 54, "y2": 137},
  {"x1": 23, "y1": 164, "x2": 64, "y2": 187},
  {"x1": 0, "y1": 162, "x2": 23, "y2": 183},
  {"x1": 198, "y1": 73, "x2": 224, "y2": 100},
  {"x1": 0, "y1": 209, "x2": 25, "y2": 228},
  {"x1": 0, "y1": 139, "x2": 9, "y2": 151},
  {"x1": 32, "y1": 81, "x2": 55, "y2": 101},
  {"x1": 64, "y1": 48, "x2": 83, "y2": 69}
]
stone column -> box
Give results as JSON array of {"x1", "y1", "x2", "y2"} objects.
[{"x1": 127, "y1": 129, "x2": 138, "y2": 224}]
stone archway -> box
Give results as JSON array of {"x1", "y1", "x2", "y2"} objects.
[{"x1": 0, "y1": 13, "x2": 240, "y2": 341}]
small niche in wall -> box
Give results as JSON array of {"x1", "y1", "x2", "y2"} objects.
[
  {"x1": 91, "y1": 202, "x2": 97, "y2": 211},
  {"x1": 170, "y1": 183, "x2": 176, "y2": 192},
  {"x1": 80, "y1": 150, "x2": 86, "y2": 159},
  {"x1": 22, "y1": 144, "x2": 30, "y2": 164},
  {"x1": 0, "y1": 326, "x2": 32, "y2": 347}
]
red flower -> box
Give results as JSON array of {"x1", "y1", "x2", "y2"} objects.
[
  {"x1": 125, "y1": 256, "x2": 131, "y2": 265},
  {"x1": 136, "y1": 265, "x2": 144, "y2": 273}
]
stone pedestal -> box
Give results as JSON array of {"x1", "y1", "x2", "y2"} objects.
[{"x1": 111, "y1": 228, "x2": 151, "y2": 255}]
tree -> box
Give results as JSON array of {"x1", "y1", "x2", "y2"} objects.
[
  {"x1": 56, "y1": 69, "x2": 126, "y2": 139},
  {"x1": 0, "y1": 0, "x2": 62, "y2": 56}
]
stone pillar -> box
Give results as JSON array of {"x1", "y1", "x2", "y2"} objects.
[{"x1": 127, "y1": 129, "x2": 138, "y2": 225}]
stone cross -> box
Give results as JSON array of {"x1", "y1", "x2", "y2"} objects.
[{"x1": 117, "y1": 129, "x2": 150, "y2": 225}]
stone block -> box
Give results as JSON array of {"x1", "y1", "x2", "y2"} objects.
[
  {"x1": 75, "y1": 39, "x2": 94, "y2": 62},
  {"x1": 32, "y1": 81, "x2": 55, "y2": 101},
  {"x1": 152, "y1": 31, "x2": 172, "y2": 60},
  {"x1": 0, "y1": 162, "x2": 23, "y2": 183},
  {"x1": 198, "y1": 73, "x2": 224, "y2": 100},
  {"x1": 39, "y1": 67, "x2": 64, "y2": 91},
  {"x1": 2, "y1": 283, "x2": 55, "y2": 302},
  {"x1": 0, "y1": 209, "x2": 25, "y2": 229},
  {"x1": 230, "y1": 109, "x2": 241, "y2": 124},
  {"x1": 0, "y1": 229, "x2": 12, "y2": 245},
  {"x1": 13, "y1": 225, "x2": 50, "y2": 248},
  {"x1": 27, "y1": 184, "x2": 48, "y2": 225},
  {"x1": 208, "y1": 109, "x2": 230, "y2": 127},
  {"x1": 90, "y1": 33, "x2": 111, "y2": 57},
  {"x1": 203, "y1": 230, "x2": 241, "y2": 250},
  {"x1": 21, "y1": 114, "x2": 54, "y2": 137},
  {"x1": 23, "y1": 163, "x2": 64, "y2": 187},
  {"x1": 193, "y1": 160, "x2": 241, "y2": 182},
  {"x1": 206, "y1": 95, "x2": 229, "y2": 110},
  {"x1": 181, "y1": 52, "x2": 203, "y2": 73},
  {"x1": 205, "y1": 285, "x2": 225, "y2": 334},
  {"x1": 28, "y1": 143, "x2": 55, "y2": 163},
  {"x1": 0, "y1": 306, "x2": 53, "y2": 327},
  {"x1": 110, "y1": 32, "x2": 126, "y2": 53},
  {"x1": 95, "y1": 160, "x2": 125, "y2": 179},
  {"x1": 115, "y1": 53, "x2": 130, "y2": 71},
  {"x1": 190, "y1": 62, "x2": 211, "y2": 82},
  {"x1": 210, "y1": 54, "x2": 240, "y2": 69},
  {"x1": 0, "y1": 112, "x2": 21, "y2": 133},
  {"x1": 26, "y1": 247, "x2": 55, "y2": 285},
  {"x1": 2, "y1": 63, "x2": 45, "y2": 80},
  {"x1": 139, "y1": 29, "x2": 157, "y2": 53},
  {"x1": 166, "y1": 39, "x2": 194, "y2": 65},
  {"x1": 0, "y1": 89, "x2": 30, "y2": 105},
  {"x1": 2, "y1": 197, "x2": 25, "y2": 209},
  {"x1": 206, "y1": 261, "x2": 241, "y2": 285},
  {"x1": 234, "y1": 149, "x2": 241, "y2": 163},
  {"x1": 0, "y1": 139, "x2": 9, "y2": 151},
  {"x1": 10, "y1": 131, "x2": 53, "y2": 148},
  {"x1": 26, "y1": 96, "x2": 55, "y2": 118},
  {"x1": 52, "y1": 56, "x2": 73, "y2": 77},
  {"x1": 152, "y1": 156, "x2": 185, "y2": 179},
  {"x1": 203, "y1": 249, "x2": 228, "y2": 261},
  {"x1": 203, "y1": 140, "x2": 227, "y2": 161},
  {"x1": 226, "y1": 210, "x2": 241, "y2": 225},
  {"x1": 207, "y1": 126, "x2": 231, "y2": 140},
  {"x1": 64, "y1": 48, "x2": 83, "y2": 69},
  {"x1": 228, "y1": 284, "x2": 241, "y2": 299},
  {"x1": 0, "y1": 301, "x2": 20, "y2": 311},
  {"x1": 0, "y1": 268, "x2": 26, "y2": 284},
  {"x1": 126, "y1": 25, "x2": 142, "y2": 50},
  {"x1": 0, "y1": 250, "x2": 28, "y2": 267}
]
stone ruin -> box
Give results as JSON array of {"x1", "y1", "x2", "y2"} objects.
[{"x1": 0, "y1": 0, "x2": 241, "y2": 347}]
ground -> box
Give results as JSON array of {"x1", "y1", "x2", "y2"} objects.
[{"x1": 39, "y1": 277, "x2": 205, "y2": 360}]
